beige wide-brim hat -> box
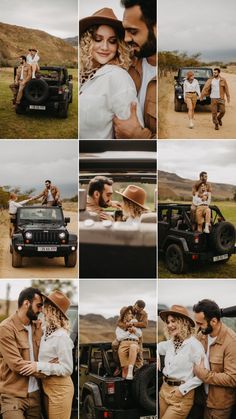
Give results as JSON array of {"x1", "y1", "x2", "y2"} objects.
[
  {"x1": 42, "y1": 290, "x2": 70, "y2": 320},
  {"x1": 79, "y1": 8, "x2": 124, "y2": 38},
  {"x1": 116, "y1": 185, "x2": 149, "y2": 210},
  {"x1": 160, "y1": 305, "x2": 195, "y2": 327}
]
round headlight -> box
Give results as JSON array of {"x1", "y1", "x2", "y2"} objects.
[
  {"x1": 59, "y1": 232, "x2": 66, "y2": 239},
  {"x1": 25, "y1": 231, "x2": 32, "y2": 239}
]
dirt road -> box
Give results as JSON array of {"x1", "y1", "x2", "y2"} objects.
[
  {"x1": 0, "y1": 211, "x2": 78, "y2": 279},
  {"x1": 160, "y1": 72, "x2": 236, "y2": 139}
]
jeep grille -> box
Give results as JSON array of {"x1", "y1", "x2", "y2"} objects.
[{"x1": 32, "y1": 231, "x2": 60, "y2": 244}]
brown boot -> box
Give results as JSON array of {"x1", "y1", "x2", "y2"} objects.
[{"x1": 215, "y1": 124, "x2": 219, "y2": 130}]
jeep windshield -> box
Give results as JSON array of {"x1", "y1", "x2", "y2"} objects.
[
  {"x1": 180, "y1": 68, "x2": 213, "y2": 78},
  {"x1": 17, "y1": 207, "x2": 63, "y2": 224}
]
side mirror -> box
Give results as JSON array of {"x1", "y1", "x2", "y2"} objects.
[{"x1": 64, "y1": 217, "x2": 70, "y2": 224}]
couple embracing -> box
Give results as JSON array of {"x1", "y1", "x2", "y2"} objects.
[
  {"x1": 79, "y1": 0, "x2": 157, "y2": 139},
  {"x1": 0, "y1": 287, "x2": 74, "y2": 419}
]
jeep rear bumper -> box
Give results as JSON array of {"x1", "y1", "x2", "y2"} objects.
[
  {"x1": 95, "y1": 406, "x2": 154, "y2": 419},
  {"x1": 13, "y1": 243, "x2": 77, "y2": 257},
  {"x1": 185, "y1": 249, "x2": 235, "y2": 264}
]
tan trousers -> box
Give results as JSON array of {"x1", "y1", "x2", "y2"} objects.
[
  {"x1": 159, "y1": 382, "x2": 194, "y2": 419},
  {"x1": 9, "y1": 81, "x2": 26, "y2": 104},
  {"x1": 112, "y1": 338, "x2": 143, "y2": 368},
  {"x1": 185, "y1": 92, "x2": 198, "y2": 108},
  {"x1": 42, "y1": 376, "x2": 74, "y2": 419},
  {"x1": 196, "y1": 206, "x2": 211, "y2": 230},
  {"x1": 0, "y1": 391, "x2": 41, "y2": 419},
  {"x1": 211, "y1": 98, "x2": 225, "y2": 125},
  {"x1": 204, "y1": 406, "x2": 233, "y2": 419},
  {"x1": 118, "y1": 340, "x2": 139, "y2": 367}
]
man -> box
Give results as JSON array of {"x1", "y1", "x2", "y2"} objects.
[
  {"x1": 200, "y1": 68, "x2": 230, "y2": 130},
  {"x1": 86, "y1": 176, "x2": 121, "y2": 221},
  {"x1": 112, "y1": 300, "x2": 148, "y2": 375},
  {"x1": 0, "y1": 287, "x2": 44, "y2": 419},
  {"x1": 35, "y1": 179, "x2": 61, "y2": 207},
  {"x1": 9, "y1": 55, "x2": 32, "y2": 106},
  {"x1": 191, "y1": 172, "x2": 212, "y2": 230},
  {"x1": 193, "y1": 299, "x2": 236, "y2": 419},
  {"x1": 113, "y1": 0, "x2": 157, "y2": 139}
]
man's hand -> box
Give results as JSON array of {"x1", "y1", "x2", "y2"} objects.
[
  {"x1": 113, "y1": 102, "x2": 142, "y2": 139},
  {"x1": 110, "y1": 201, "x2": 122, "y2": 209},
  {"x1": 171, "y1": 388, "x2": 183, "y2": 398},
  {"x1": 20, "y1": 361, "x2": 37, "y2": 376},
  {"x1": 99, "y1": 211, "x2": 113, "y2": 221},
  {"x1": 194, "y1": 357, "x2": 207, "y2": 380},
  {"x1": 49, "y1": 357, "x2": 59, "y2": 364}
]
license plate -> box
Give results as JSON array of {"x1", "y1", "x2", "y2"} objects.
[
  {"x1": 29, "y1": 105, "x2": 46, "y2": 110},
  {"x1": 213, "y1": 254, "x2": 228, "y2": 262},
  {"x1": 140, "y1": 416, "x2": 157, "y2": 419},
  {"x1": 37, "y1": 246, "x2": 57, "y2": 252}
]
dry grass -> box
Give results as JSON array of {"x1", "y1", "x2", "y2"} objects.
[{"x1": 158, "y1": 74, "x2": 173, "y2": 139}]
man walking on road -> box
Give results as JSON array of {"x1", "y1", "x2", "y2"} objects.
[{"x1": 200, "y1": 68, "x2": 230, "y2": 130}]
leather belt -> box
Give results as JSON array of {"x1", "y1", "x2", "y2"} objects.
[
  {"x1": 164, "y1": 376, "x2": 185, "y2": 386},
  {"x1": 123, "y1": 338, "x2": 138, "y2": 342}
]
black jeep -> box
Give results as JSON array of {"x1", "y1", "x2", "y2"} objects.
[
  {"x1": 14, "y1": 66, "x2": 73, "y2": 118},
  {"x1": 158, "y1": 203, "x2": 236, "y2": 274},
  {"x1": 11, "y1": 206, "x2": 77, "y2": 267},
  {"x1": 80, "y1": 342, "x2": 157, "y2": 419},
  {"x1": 174, "y1": 67, "x2": 213, "y2": 112}
]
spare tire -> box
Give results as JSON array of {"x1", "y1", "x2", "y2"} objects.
[
  {"x1": 24, "y1": 79, "x2": 49, "y2": 104},
  {"x1": 210, "y1": 221, "x2": 235, "y2": 254},
  {"x1": 132, "y1": 363, "x2": 156, "y2": 414}
]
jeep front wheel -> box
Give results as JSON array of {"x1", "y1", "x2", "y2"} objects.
[
  {"x1": 165, "y1": 243, "x2": 187, "y2": 274},
  {"x1": 64, "y1": 252, "x2": 77, "y2": 267},
  {"x1": 82, "y1": 394, "x2": 96, "y2": 419},
  {"x1": 12, "y1": 249, "x2": 23, "y2": 267}
]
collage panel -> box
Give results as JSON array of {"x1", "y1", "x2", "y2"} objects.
[
  {"x1": 0, "y1": 0, "x2": 78, "y2": 140},
  {"x1": 79, "y1": 279, "x2": 157, "y2": 418},
  {"x1": 158, "y1": 140, "x2": 236, "y2": 278},
  {"x1": 0, "y1": 141, "x2": 78, "y2": 279},
  {"x1": 158, "y1": 0, "x2": 236, "y2": 139},
  {"x1": 79, "y1": 0, "x2": 157, "y2": 139},
  {"x1": 0, "y1": 278, "x2": 78, "y2": 419},
  {"x1": 79, "y1": 140, "x2": 157, "y2": 278},
  {"x1": 158, "y1": 279, "x2": 236, "y2": 419}
]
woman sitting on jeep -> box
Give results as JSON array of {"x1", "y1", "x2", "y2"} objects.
[
  {"x1": 116, "y1": 185, "x2": 149, "y2": 224},
  {"x1": 26, "y1": 48, "x2": 40, "y2": 79},
  {"x1": 192, "y1": 183, "x2": 211, "y2": 233}
]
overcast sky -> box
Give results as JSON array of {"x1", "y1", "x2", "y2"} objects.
[
  {"x1": 80, "y1": 280, "x2": 157, "y2": 320},
  {"x1": 158, "y1": 140, "x2": 236, "y2": 185},
  {"x1": 0, "y1": 0, "x2": 78, "y2": 38},
  {"x1": 159, "y1": 0, "x2": 236, "y2": 54},
  {"x1": 159, "y1": 279, "x2": 236, "y2": 308},
  {"x1": 80, "y1": 0, "x2": 124, "y2": 21},
  {"x1": 0, "y1": 141, "x2": 77, "y2": 195}
]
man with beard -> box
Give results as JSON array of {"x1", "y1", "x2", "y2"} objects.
[
  {"x1": 86, "y1": 176, "x2": 121, "y2": 221},
  {"x1": 192, "y1": 299, "x2": 236, "y2": 419},
  {"x1": 113, "y1": 0, "x2": 157, "y2": 139},
  {"x1": 35, "y1": 179, "x2": 61, "y2": 207},
  {"x1": 9, "y1": 55, "x2": 32, "y2": 106},
  {"x1": 0, "y1": 287, "x2": 44, "y2": 419},
  {"x1": 191, "y1": 171, "x2": 212, "y2": 230},
  {"x1": 200, "y1": 68, "x2": 230, "y2": 130}
]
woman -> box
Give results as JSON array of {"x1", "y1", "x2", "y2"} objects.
[
  {"x1": 158, "y1": 305, "x2": 208, "y2": 419},
  {"x1": 20, "y1": 290, "x2": 74, "y2": 419},
  {"x1": 192, "y1": 183, "x2": 211, "y2": 233},
  {"x1": 183, "y1": 71, "x2": 201, "y2": 129},
  {"x1": 26, "y1": 48, "x2": 40, "y2": 79},
  {"x1": 79, "y1": 8, "x2": 143, "y2": 139},
  {"x1": 116, "y1": 306, "x2": 141, "y2": 380},
  {"x1": 8, "y1": 192, "x2": 35, "y2": 237},
  {"x1": 116, "y1": 185, "x2": 149, "y2": 224}
]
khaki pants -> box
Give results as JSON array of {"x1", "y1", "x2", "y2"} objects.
[
  {"x1": 204, "y1": 406, "x2": 233, "y2": 419},
  {"x1": 0, "y1": 391, "x2": 41, "y2": 419},
  {"x1": 112, "y1": 339, "x2": 143, "y2": 368},
  {"x1": 196, "y1": 206, "x2": 211, "y2": 230},
  {"x1": 211, "y1": 98, "x2": 225, "y2": 125},
  {"x1": 42, "y1": 375, "x2": 74, "y2": 419},
  {"x1": 118, "y1": 340, "x2": 139, "y2": 367},
  {"x1": 159, "y1": 382, "x2": 194, "y2": 419},
  {"x1": 9, "y1": 81, "x2": 26, "y2": 104},
  {"x1": 184, "y1": 92, "x2": 198, "y2": 108}
]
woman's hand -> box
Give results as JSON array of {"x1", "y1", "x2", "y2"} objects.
[{"x1": 20, "y1": 361, "x2": 37, "y2": 376}]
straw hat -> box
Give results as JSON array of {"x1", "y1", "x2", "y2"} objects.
[
  {"x1": 80, "y1": 8, "x2": 124, "y2": 38},
  {"x1": 116, "y1": 185, "x2": 149, "y2": 210},
  {"x1": 43, "y1": 290, "x2": 71, "y2": 320},
  {"x1": 159, "y1": 305, "x2": 195, "y2": 327}
]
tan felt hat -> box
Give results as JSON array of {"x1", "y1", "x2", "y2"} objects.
[
  {"x1": 80, "y1": 8, "x2": 124, "y2": 38},
  {"x1": 160, "y1": 305, "x2": 195, "y2": 327},
  {"x1": 116, "y1": 185, "x2": 149, "y2": 210},
  {"x1": 43, "y1": 290, "x2": 70, "y2": 320}
]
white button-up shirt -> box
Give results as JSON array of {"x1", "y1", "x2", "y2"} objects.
[
  {"x1": 116, "y1": 318, "x2": 142, "y2": 342},
  {"x1": 9, "y1": 199, "x2": 30, "y2": 215},
  {"x1": 183, "y1": 79, "x2": 201, "y2": 98},
  {"x1": 158, "y1": 336, "x2": 208, "y2": 395},
  {"x1": 37, "y1": 328, "x2": 74, "y2": 376}
]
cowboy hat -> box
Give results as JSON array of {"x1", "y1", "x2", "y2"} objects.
[
  {"x1": 80, "y1": 8, "x2": 124, "y2": 38},
  {"x1": 116, "y1": 185, "x2": 149, "y2": 210},
  {"x1": 159, "y1": 305, "x2": 195, "y2": 327},
  {"x1": 42, "y1": 290, "x2": 71, "y2": 320}
]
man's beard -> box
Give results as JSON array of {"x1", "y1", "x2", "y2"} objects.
[
  {"x1": 200, "y1": 321, "x2": 213, "y2": 335},
  {"x1": 27, "y1": 304, "x2": 38, "y2": 322},
  {"x1": 98, "y1": 195, "x2": 109, "y2": 208},
  {"x1": 133, "y1": 28, "x2": 156, "y2": 58}
]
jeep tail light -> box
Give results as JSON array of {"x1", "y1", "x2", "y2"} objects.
[
  {"x1": 103, "y1": 412, "x2": 113, "y2": 418},
  {"x1": 194, "y1": 233, "x2": 199, "y2": 244},
  {"x1": 192, "y1": 254, "x2": 199, "y2": 261},
  {"x1": 58, "y1": 88, "x2": 64, "y2": 94},
  {"x1": 106, "y1": 382, "x2": 115, "y2": 395}
]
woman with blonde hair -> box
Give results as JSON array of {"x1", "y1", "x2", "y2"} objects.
[
  {"x1": 116, "y1": 185, "x2": 149, "y2": 224},
  {"x1": 158, "y1": 305, "x2": 208, "y2": 419},
  {"x1": 8, "y1": 192, "x2": 35, "y2": 237},
  {"x1": 183, "y1": 71, "x2": 201, "y2": 128},
  {"x1": 79, "y1": 8, "x2": 143, "y2": 139},
  {"x1": 20, "y1": 290, "x2": 74, "y2": 419}
]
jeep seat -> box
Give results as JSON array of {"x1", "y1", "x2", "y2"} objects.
[
  {"x1": 90, "y1": 350, "x2": 103, "y2": 375},
  {"x1": 142, "y1": 348, "x2": 151, "y2": 364}
]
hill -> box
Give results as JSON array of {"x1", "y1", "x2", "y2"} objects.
[
  {"x1": 0, "y1": 22, "x2": 77, "y2": 67},
  {"x1": 80, "y1": 313, "x2": 156, "y2": 343},
  {"x1": 64, "y1": 36, "x2": 78, "y2": 48},
  {"x1": 158, "y1": 170, "x2": 236, "y2": 201}
]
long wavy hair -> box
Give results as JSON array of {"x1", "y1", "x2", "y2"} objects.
[
  {"x1": 163, "y1": 315, "x2": 195, "y2": 341},
  {"x1": 123, "y1": 197, "x2": 147, "y2": 219},
  {"x1": 44, "y1": 303, "x2": 70, "y2": 332},
  {"x1": 79, "y1": 25, "x2": 131, "y2": 84}
]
